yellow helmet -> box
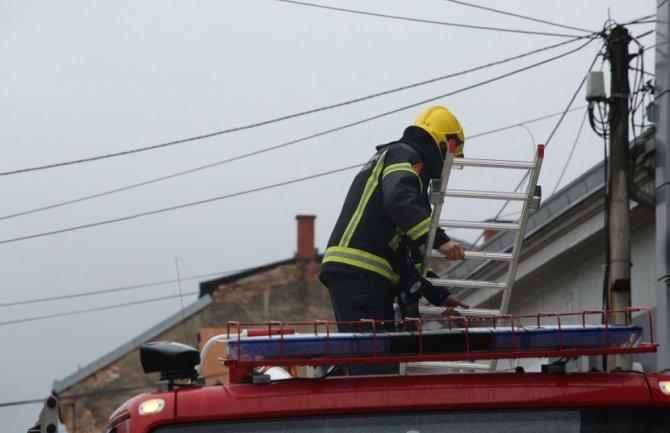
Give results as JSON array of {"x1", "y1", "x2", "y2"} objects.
[{"x1": 413, "y1": 105, "x2": 464, "y2": 159}]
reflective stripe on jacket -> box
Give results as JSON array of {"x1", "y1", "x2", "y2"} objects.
[{"x1": 321, "y1": 141, "x2": 449, "y2": 284}]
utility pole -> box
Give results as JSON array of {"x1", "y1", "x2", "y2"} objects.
[{"x1": 607, "y1": 25, "x2": 632, "y2": 371}]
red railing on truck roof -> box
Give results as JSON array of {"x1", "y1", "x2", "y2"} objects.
[{"x1": 204, "y1": 308, "x2": 657, "y2": 383}]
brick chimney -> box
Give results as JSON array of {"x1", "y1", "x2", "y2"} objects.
[
  {"x1": 296, "y1": 215, "x2": 316, "y2": 260},
  {"x1": 483, "y1": 219, "x2": 514, "y2": 242},
  {"x1": 483, "y1": 228, "x2": 499, "y2": 242}
]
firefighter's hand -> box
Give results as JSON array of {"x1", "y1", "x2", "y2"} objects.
[
  {"x1": 438, "y1": 240, "x2": 465, "y2": 260},
  {"x1": 443, "y1": 295, "x2": 469, "y2": 309},
  {"x1": 442, "y1": 296, "x2": 469, "y2": 322}
]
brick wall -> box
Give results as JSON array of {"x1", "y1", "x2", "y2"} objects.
[{"x1": 57, "y1": 258, "x2": 333, "y2": 433}]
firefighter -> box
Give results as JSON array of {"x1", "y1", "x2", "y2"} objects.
[{"x1": 320, "y1": 106, "x2": 469, "y2": 372}]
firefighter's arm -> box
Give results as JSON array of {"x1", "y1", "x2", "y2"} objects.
[
  {"x1": 381, "y1": 151, "x2": 462, "y2": 255},
  {"x1": 420, "y1": 270, "x2": 469, "y2": 309},
  {"x1": 427, "y1": 268, "x2": 469, "y2": 312},
  {"x1": 443, "y1": 294, "x2": 469, "y2": 309},
  {"x1": 381, "y1": 152, "x2": 448, "y2": 248}
]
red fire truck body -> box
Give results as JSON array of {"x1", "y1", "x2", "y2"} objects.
[
  {"x1": 106, "y1": 310, "x2": 670, "y2": 433},
  {"x1": 108, "y1": 372, "x2": 670, "y2": 433}
]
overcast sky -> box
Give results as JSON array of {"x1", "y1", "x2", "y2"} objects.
[{"x1": 0, "y1": 0, "x2": 659, "y2": 430}]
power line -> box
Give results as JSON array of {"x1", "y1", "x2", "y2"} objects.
[
  {"x1": 0, "y1": 39, "x2": 589, "y2": 221},
  {"x1": 467, "y1": 105, "x2": 587, "y2": 140},
  {"x1": 626, "y1": 14, "x2": 658, "y2": 24},
  {"x1": 0, "y1": 39, "x2": 595, "y2": 246},
  {"x1": 0, "y1": 13, "x2": 648, "y2": 181},
  {"x1": 0, "y1": 291, "x2": 200, "y2": 327},
  {"x1": 635, "y1": 29, "x2": 655, "y2": 39},
  {"x1": 0, "y1": 105, "x2": 587, "y2": 224},
  {"x1": 473, "y1": 46, "x2": 602, "y2": 246},
  {"x1": 626, "y1": 20, "x2": 657, "y2": 26},
  {"x1": 551, "y1": 109, "x2": 589, "y2": 195},
  {"x1": 0, "y1": 397, "x2": 46, "y2": 408},
  {"x1": 443, "y1": 0, "x2": 594, "y2": 33},
  {"x1": 0, "y1": 165, "x2": 362, "y2": 245},
  {"x1": 0, "y1": 268, "x2": 251, "y2": 308},
  {"x1": 0, "y1": 365, "x2": 246, "y2": 408},
  {"x1": 0, "y1": 109, "x2": 586, "y2": 307},
  {"x1": 0, "y1": 110, "x2": 590, "y2": 307},
  {"x1": 0, "y1": 37, "x2": 589, "y2": 180},
  {"x1": 273, "y1": 0, "x2": 583, "y2": 38},
  {"x1": 0, "y1": 40, "x2": 591, "y2": 244},
  {"x1": 544, "y1": 50, "x2": 601, "y2": 147},
  {"x1": 0, "y1": 110, "x2": 588, "y2": 307}
]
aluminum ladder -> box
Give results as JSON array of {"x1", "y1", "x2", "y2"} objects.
[{"x1": 412, "y1": 141, "x2": 544, "y2": 372}]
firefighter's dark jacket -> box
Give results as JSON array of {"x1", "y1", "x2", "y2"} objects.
[{"x1": 321, "y1": 126, "x2": 451, "y2": 289}]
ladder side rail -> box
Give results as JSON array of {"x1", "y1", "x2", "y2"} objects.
[
  {"x1": 420, "y1": 141, "x2": 456, "y2": 276},
  {"x1": 498, "y1": 144, "x2": 545, "y2": 315},
  {"x1": 490, "y1": 145, "x2": 544, "y2": 372}
]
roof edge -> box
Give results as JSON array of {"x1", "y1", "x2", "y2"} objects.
[
  {"x1": 199, "y1": 255, "x2": 323, "y2": 297},
  {"x1": 53, "y1": 294, "x2": 213, "y2": 394}
]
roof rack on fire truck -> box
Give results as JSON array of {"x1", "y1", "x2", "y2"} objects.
[{"x1": 143, "y1": 307, "x2": 659, "y2": 385}]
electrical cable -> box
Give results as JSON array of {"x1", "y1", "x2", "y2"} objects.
[
  {"x1": 516, "y1": 124, "x2": 538, "y2": 157},
  {"x1": 635, "y1": 29, "x2": 655, "y2": 39},
  {"x1": 443, "y1": 0, "x2": 594, "y2": 33},
  {"x1": 0, "y1": 365, "x2": 243, "y2": 408},
  {"x1": 0, "y1": 112, "x2": 586, "y2": 308},
  {"x1": 599, "y1": 102, "x2": 610, "y2": 373},
  {"x1": 471, "y1": 45, "x2": 602, "y2": 247},
  {"x1": 0, "y1": 94, "x2": 587, "y2": 311},
  {"x1": 625, "y1": 20, "x2": 658, "y2": 25},
  {"x1": 627, "y1": 13, "x2": 658, "y2": 23},
  {"x1": 0, "y1": 115, "x2": 588, "y2": 301},
  {"x1": 467, "y1": 105, "x2": 586, "y2": 140},
  {"x1": 0, "y1": 268, "x2": 253, "y2": 307},
  {"x1": 272, "y1": 0, "x2": 584, "y2": 38},
  {"x1": 0, "y1": 164, "x2": 362, "y2": 246},
  {"x1": 0, "y1": 36, "x2": 590, "y2": 179},
  {"x1": 551, "y1": 109, "x2": 589, "y2": 195},
  {"x1": 0, "y1": 40, "x2": 596, "y2": 246},
  {"x1": 0, "y1": 291, "x2": 200, "y2": 327},
  {"x1": 1, "y1": 105, "x2": 587, "y2": 223},
  {"x1": 0, "y1": 397, "x2": 46, "y2": 408}
]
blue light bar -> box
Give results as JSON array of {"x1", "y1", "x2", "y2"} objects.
[{"x1": 226, "y1": 324, "x2": 643, "y2": 362}]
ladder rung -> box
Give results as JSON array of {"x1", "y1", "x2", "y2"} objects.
[
  {"x1": 439, "y1": 220, "x2": 520, "y2": 231},
  {"x1": 419, "y1": 306, "x2": 502, "y2": 317},
  {"x1": 444, "y1": 189, "x2": 528, "y2": 201},
  {"x1": 457, "y1": 157, "x2": 535, "y2": 170},
  {"x1": 465, "y1": 251, "x2": 514, "y2": 261},
  {"x1": 405, "y1": 361, "x2": 492, "y2": 371},
  {"x1": 427, "y1": 278, "x2": 507, "y2": 290},
  {"x1": 429, "y1": 251, "x2": 514, "y2": 261}
]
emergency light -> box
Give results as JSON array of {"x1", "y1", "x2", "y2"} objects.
[
  {"x1": 214, "y1": 309, "x2": 658, "y2": 382},
  {"x1": 156, "y1": 309, "x2": 658, "y2": 384},
  {"x1": 227, "y1": 324, "x2": 643, "y2": 362}
]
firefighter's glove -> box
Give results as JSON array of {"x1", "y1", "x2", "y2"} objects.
[{"x1": 398, "y1": 277, "x2": 431, "y2": 321}]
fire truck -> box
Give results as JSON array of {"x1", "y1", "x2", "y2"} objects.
[{"x1": 89, "y1": 308, "x2": 670, "y2": 433}]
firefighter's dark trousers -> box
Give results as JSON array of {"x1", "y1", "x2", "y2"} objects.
[{"x1": 323, "y1": 271, "x2": 399, "y2": 375}]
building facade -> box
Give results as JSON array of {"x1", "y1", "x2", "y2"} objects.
[{"x1": 53, "y1": 215, "x2": 334, "y2": 433}]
